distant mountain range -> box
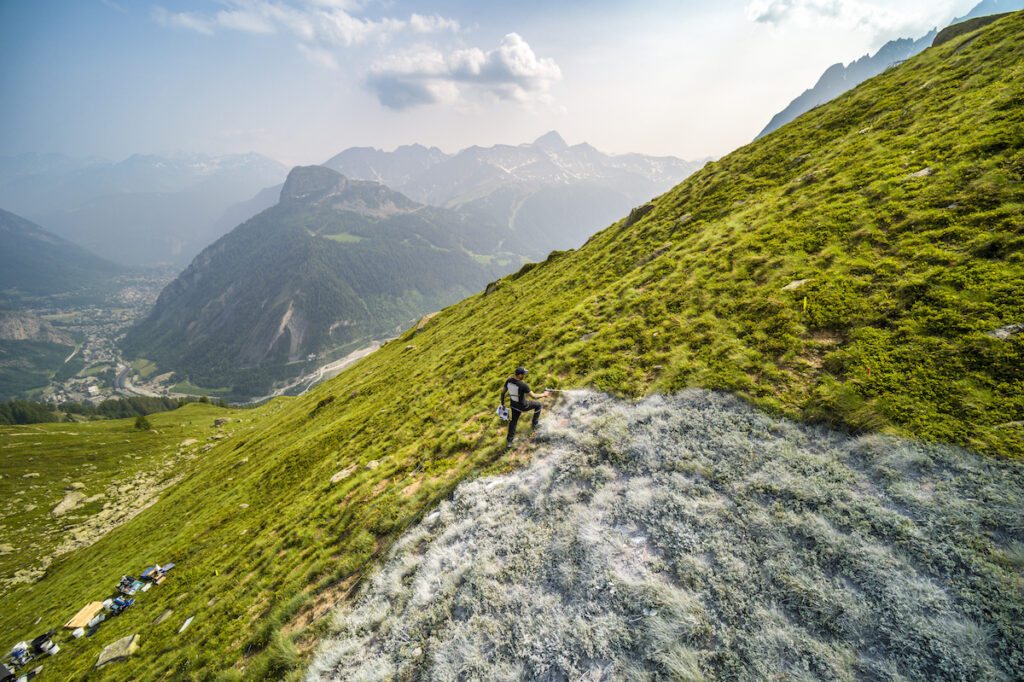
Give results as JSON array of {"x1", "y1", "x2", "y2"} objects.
[
  {"x1": 0, "y1": 208, "x2": 121, "y2": 301},
  {"x1": 121, "y1": 166, "x2": 516, "y2": 398},
  {"x1": 755, "y1": 0, "x2": 1024, "y2": 139},
  {"x1": 0, "y1": 152, "x2": 288, "y2": 266},
  {"x1": 323, "y1": 131, "x2": 708, "y2": 259}
]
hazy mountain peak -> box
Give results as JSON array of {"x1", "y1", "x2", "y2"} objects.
[
  {"x1": 280, "y1": 165, "x2": 347, "y2": 203},
  {"x1": 533, "y1": 130, "x2": 569, "y2": 151}
]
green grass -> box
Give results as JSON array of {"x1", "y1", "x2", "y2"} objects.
[
  {"x1": 170, "y1": 380, "x2": 232, "y2": 396},
  {"x1": 0, "y1": 13, "x2": 1021, "y2": 680},
  {"x1": 81, "y1": 363, "x2": 113, "y2": 377},
  {"x1": 0, "y1": 403, "x2": 242, "y2": 586},
  {"x1": 132, "y1": 358, "x2": 159, "y2": 380},
  {"x1": 321, "y1": 232, "x2": 363, "y2": 243}
]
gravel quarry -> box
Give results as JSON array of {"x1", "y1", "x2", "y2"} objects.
[{"x1": 309, "y1": 389, "x2": 1024, "y2": 681}]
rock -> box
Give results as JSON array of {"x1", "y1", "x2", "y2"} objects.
[
  {"x1": 22, "y1": 473, "x2": 40, "y2": 479},
  {"x1": 365, "y1": 460, "x2": 380, "y2": 471},
  {"x1": 624, "y1": 202, "x2": 655, "y2": 228},
  {"x1": 989, "y1": 323, "x2": 1024, "y2": 340},
  {"x1": 907, "y1": 167, "x2": 932, "y2": 178},
  {"x1": 200, "y1": 444, "x2": 214, "y2": 453},
  {"x1": 51, "y1": 491, "x2": 86, "y2": 517},
  {"x1": 214, "y1": 418, "x2": 231, "y2": 427},
  {"x1": 781, "y1": 278, "x2": 810, "y2": 291},
  {"x1": 152, "y1": 609, "x2": 173, "y2": 625},
  {"x1": 0, "y1": 543, "x2": 14, "y2": 554},
  {"x1": 25, "y1": 504, "x2": 36, "y2": 512},
  {"x1": 238, "y1": 503, "x2": 249, "y2": 509},
  {"x1": 330, "y1": 465, "x2": 357, "y2": 485},
  {"x1": 95, "y1": 634, "x2": 140, "y2": 668},
  {"x1": 180, "y1": 438, "x2": 198, "y2": 448},
  {"x1": 67, "y1": 482, "x2": 86, "y2": 491}
]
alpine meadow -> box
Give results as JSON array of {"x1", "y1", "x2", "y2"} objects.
[{"x1": 1, "y1": 10, "x2": 1022, "y2": 681}]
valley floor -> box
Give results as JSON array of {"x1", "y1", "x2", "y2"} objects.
[{"x1": 309, "y1": 390, "x2": 1024, "y2": 681}]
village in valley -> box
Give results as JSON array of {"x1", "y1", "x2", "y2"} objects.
[{"x1": 20, "y1": 268, "x2": 176, "y2": 405}]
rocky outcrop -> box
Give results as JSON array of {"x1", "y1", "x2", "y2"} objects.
[
  {"x1": 280, "y1": 166, "x2": 349, "y2": 204},
  {"x1": 0, "y1": 310, "x2": 73, "y2": 345}
]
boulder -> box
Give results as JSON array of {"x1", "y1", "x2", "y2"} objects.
[
  {"x1": 95, "y1": 634, "x2": 140, "y2": 668},
  {"x1": 989, "y1": 323, "x2": 1024, "y2": 340},
  {"x1": 331, "y1": 465, "x2": 356, "y2": 485},
  {"x1": 781, "y1": 278, "x2": 810, "y2": 291},
  {"x1": 51, "y1": 491, "x2": 86, "y2": 517}
]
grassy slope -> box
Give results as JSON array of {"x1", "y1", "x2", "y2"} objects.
[{"x1": 0, "y1": 13, "x2": 1021, "y2": 680}]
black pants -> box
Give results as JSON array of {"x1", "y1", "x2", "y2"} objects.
[{"x1": 507, "y1": 400, "x2": 542, "y2": 444}]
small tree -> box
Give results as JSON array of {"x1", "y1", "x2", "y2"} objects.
[
  {"x1": 199, "y1": 395, "x2": 210, "y2": 404},
  {"x1": 134, "y1": 414, "x2": 152, "y2": 430}
]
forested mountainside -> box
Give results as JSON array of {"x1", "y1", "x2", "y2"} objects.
[
  {"x1": 0, "y1": 208, "x2": 120, "y2": 300},
  {"x1": 121, "y1": 166, "x2": 515, "y2": 399}
]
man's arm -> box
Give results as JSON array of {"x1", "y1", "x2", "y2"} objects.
[{"x1": 500, "y1": 381, "x2": 508, "y2": 407}]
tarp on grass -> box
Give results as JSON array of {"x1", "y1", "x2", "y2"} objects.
[{"x1": 64, "y1": 602, "x2": 104, "y2": 629}]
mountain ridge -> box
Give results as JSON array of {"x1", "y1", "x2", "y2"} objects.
[
  {"x1": 0, "y1": 208, "x2": 121, "y2": 300},
  {"x1": 755, "y1": 0, "x2": 1024, "y2": 139},
  {"x1": 0, "y1": 152, "x2": 288, "y2": 266},
  {"x1": 324, "y1": 132, "x2": 707, "y2": 259},
  {"x1": 121, "y1": 165, "x2": 513, "y2": 398}
]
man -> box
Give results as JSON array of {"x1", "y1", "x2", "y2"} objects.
[{"x1": 500, "y1": 366, "x2": 548, "y2": 449}]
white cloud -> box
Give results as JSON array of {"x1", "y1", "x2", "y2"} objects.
[
  {"x1": 409, "y1": 13, "x2": 461, "y2": 34},
  {"x1": 745, "y1": 0, "x2": 910, "y2": 34},
  {"x1": 368, "y1": 33, "x2": 562, "y2": 110},
  {"x1": 298, "y1": 43, "x2": 340, "y2": 70},
  {"x1": 152, "y1": 6, "x2": 215, "y2": 35},
  {"x1": 152, "y1": 1, "x2": 461, "y2": 65}
]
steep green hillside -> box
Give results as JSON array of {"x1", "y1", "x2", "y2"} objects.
[{"x1": 0, "y1": 13, "x2": 1021, "y2": 680}]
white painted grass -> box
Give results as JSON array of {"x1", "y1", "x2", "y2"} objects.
[{"x1": 308, "y1": 389, "x2": 1024, "y2": 681}]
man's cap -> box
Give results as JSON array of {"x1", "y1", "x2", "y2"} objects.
[{"x1": 515, "y1": 366, "x2": 528, "y2": 375}]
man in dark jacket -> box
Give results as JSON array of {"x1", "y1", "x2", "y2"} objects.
[{"x1": 500, "y1": 366, "x2": 547, "y2": 449}]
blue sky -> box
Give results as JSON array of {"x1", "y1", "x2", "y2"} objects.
[{"x1": 0, "y1": 0, "x2": 985, "y2": 165}]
